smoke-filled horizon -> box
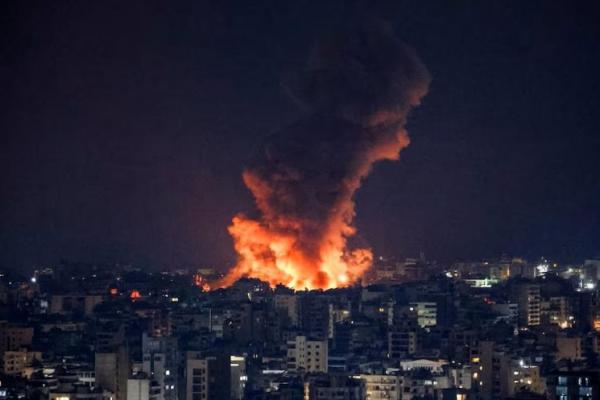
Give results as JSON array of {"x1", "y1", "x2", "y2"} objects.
[
  {"x1": 217, "y1": 23, "x2": 430, "y2": 289},
  {"x1": 5, "y1": 2, "x2": 599, "y2": 273}
]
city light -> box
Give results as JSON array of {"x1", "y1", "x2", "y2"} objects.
[{"x1": 1, "y1": 4, "x2": 597, "y2": 399}]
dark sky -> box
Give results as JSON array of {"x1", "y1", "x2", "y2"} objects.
[{"x1": 2, "y1": 1, "x2": 600, "y2": 272}]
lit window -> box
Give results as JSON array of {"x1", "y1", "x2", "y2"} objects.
[{"x1": 558, "y1": 376, "x2": 567, "y2": 385}]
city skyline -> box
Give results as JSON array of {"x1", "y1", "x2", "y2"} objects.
[{"x1": 4, "y1": 3, "x2": 600, "y2": 400}]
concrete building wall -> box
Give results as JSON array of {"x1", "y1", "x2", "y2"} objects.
[
  {"x1": 185, "y1": 354, "x2": 231, "y2": 400},
  {"x1": 286, "y1": 335, "x2": 328, "y2": 373}
]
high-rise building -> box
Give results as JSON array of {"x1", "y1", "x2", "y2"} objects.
[
  {"x1": 95, "y1": 345, "x2": 130, "y2": 400},
  {"x1": 185, "y1": 352, "x2": 230, "y2": 400},
  {"x1": 544, "y1": 296, "x2": 573, "y2": 328},
  {"x1": 230, "y1": 355, "x2": 247, "y2": 400},
  {"x1": 388, "y1": 327, "x2": 418, "y2": 359},
  {"x1": 509, "y1": 281, "x2": 541, "y2": 327},
  {"x1": 470, "y1": 341, "x2": 511, "y2": 400},
  {"x1": 286, "y1": 335, "x2": 328, "y2": 373},
  {"x1": 141, "y1": 333, "x2": 178, "y2": 400}
]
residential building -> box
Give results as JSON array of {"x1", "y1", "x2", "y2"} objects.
[{"x1": 287, "y1": 335, "x2": 328, "y2": 373}]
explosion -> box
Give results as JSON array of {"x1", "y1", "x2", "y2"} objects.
[{"x1": 216, "y1": 23, "x2": 430, "y2": 290}]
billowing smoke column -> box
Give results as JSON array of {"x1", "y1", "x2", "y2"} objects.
[{"x1": 217, "y1": 23, "x2": 430, "y2": 290}]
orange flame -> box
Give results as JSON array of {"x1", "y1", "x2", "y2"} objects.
[
  {"x1": 130, "y1": 289, "x2": 141, "y2": 300},
  {"x1": 193, "y1": 274, "x2": 211, "y2": 292},
  {"x1": 215, "y1": 128, "x2": 410, "y2": 290}
]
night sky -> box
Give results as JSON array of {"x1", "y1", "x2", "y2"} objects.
[{"x1": 2, "y1": 1, "x2": 600, "y2": 272}]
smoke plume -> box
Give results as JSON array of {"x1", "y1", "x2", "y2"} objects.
[{"x1": 216, "y1": 22, "x2": 430, "y2": 290}]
